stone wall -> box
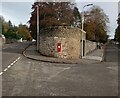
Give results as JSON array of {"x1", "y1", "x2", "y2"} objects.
[
  {"x1": 39, "y1": 26, "x2": 84, "y2": 59},
  {"x1": 38, "y1": 26, "x2": 98, "y2": 58},
  {"x1": 39, "y1": 37, "x2": 80, "y2": 59},
  {"x1": 6, "y1": 38, "x2": 18, "y2": 44},
  {"x1": 0, "y1": 38, "x2": 6, "y2": 44},
  {"x1": 85, "y1": 40, "x2": 97, "y2": 55}
]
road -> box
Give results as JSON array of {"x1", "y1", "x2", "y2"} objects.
[
  {"x1": 2, "y1": 42, "x2": 31, "y2": 70},
  {"x1": 1, "y1": 42, "x2": 119, "y2": 96}
]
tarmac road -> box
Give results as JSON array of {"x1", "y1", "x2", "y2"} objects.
[
  {"x1": 1, "y1": 42, "x2": 119, "y2": 96},
  {"x1": 2, "y1": 42, "x2": 31, "y2": 70}
]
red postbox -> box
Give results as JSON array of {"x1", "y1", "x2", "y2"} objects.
[{"x1": 57, "y1": 43, "x2": 61, "y2": 52}]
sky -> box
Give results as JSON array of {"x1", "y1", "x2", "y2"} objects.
[
  {"x1": 0, "y1": 0, "x2": 119, "y2": 39},
  {"x1": 1, "y1": 2, "x2": 34, "y2": 26},
  {"x1": 76, "y1": 1, "x2": 119, "y2": 39}
]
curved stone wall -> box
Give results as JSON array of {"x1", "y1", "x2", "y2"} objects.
[{"x1": 39, "y1": 26, "x2": 82, "y2": 59}]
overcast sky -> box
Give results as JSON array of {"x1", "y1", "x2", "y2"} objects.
[
  {"x1": 0, "y1": 0, "x2": 119, "y2": 39},
  {"x1": 76, "y1": 2, "x2": 118, "y2": 39}
]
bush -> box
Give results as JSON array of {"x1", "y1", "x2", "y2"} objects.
[{"x1": 2, "y1": 32, "x2": 21, "y2": 40}]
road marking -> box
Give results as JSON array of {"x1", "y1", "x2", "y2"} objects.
[
  {"x1": 2, "y1": 44, "x2": 18, "y2": 49},
  {"x1": 0, "y1": 57, "x2": 20, "y2": 76},
  {"x1": 3, "y1": 68, "x2": 8, "y2": 72},
  {"x1": 7, "y1": 65, "x2": 11, "y2": 69},
  {"x1": 0, "y1": 72, "x2": 3, "y2": 76},
  {"x1": 64, "y1": 67, "x2": 70, "y2": 70},
  {"x1": 28, "y1": 62, "x2": 32, "y2": 64},
  {"x1": 10, "y1": 62, "x2": 14, "y2": 66},
  {"x1": 106, "y1": 66, "x2": 118, "y2": 71},
  {"x1": 47, "y1": 67, "x2": 71, "y2": 80},
  {"x1": 2, "y1": 47, "x2": 7, "y2": 49},
  {"x1": 3, "y1": 46, "x2": 13, "y2": 49}
]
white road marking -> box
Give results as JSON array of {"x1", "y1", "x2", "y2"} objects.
[
  {"x1": 4, "y1": 68, "x2": 8, "y2": 72},
  {"x1": 10, "y1": 62, "x2": 14, "y2": 66},
  {"x1": 0, "y1": 72, "x2": 3, "y2": 75},
  {"x1": 7, "y1": 65, "x2": 11, "y2": 69},
  {"x1": 64, "y1": 67, "x2": 70, "y2": 70},
  {"x1": 28, "y1": 62, "x2": 32, "y2": 64},
  {"x1": 2, "y1": 47, "x2": 7, "y2": 49},
  {"x1": 0, "y1": 57, "x2": 20, "y2": 76},
  {"x1": 47, "y1": 67, "x2": 71, "y2": 80},
  {"x1": 2, "y1": 44, "x2": 18, "y2": 49},
  {"x1": 106, "y1": 66, "x2": 118, "y2": 71},
  {"x1": 13, "y1": 59, "x2": 18, "y2": 64},
  {"x1": 3, "y1": 46, "x2": 13, "y2": 49},
  {"x1": 102, "y1": 53, "x2": 103, "y2": 57}
]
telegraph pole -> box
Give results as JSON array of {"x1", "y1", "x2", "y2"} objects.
[{"x1": 36, "y1": 4, "x2": 39, "y2": 51}]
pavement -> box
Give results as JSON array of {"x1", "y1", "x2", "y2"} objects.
[{"x1": 23, "y1": 43, "x2": 105, "y2": 64}]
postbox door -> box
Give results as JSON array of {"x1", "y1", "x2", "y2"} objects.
[{"x1": 57, "y1": 43, "x2": 61, "y2": 52}]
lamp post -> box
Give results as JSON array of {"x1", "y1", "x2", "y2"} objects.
[
  {"x1": 81, "y1": 4, "x2": 93, "y2": 58},
  {"x1": 36, "y1": 4, "x2": 39, "y2": 51}
]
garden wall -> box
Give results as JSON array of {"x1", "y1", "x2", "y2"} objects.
[{"x1": 85, "y1": 40, "x2": 97, "y2": 55}]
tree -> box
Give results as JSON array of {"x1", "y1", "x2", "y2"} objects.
[
  {"x1": 2, "y1": 21, "x2": 21, "y2": 40},
  {"x1": 29, "y1": 2, "x2": 78, "y2": 39},
  {"x1": 2, "y1": 32, "x2": 21, "y2": 40},
  {"x1": 0, "y1": 16, "x2": 4, "y2": 33},
  {"x1": 114, "y1": 13, "x2": 120, "y2": 42},
  {"x1": 0, "y1": 16, "x2": 9, "y2": 33},
  {"x1": 84, "y1": 6, "x2": 109, "y2": 43},
  {"x1": 73, "y1": 7, "x2": 81, "y2": 27},
  {"x1": 7, "y1": 20, "x2": 15, "y2": 33},
  {"x1": 1, "y1": 19, "x2": 14, "y2": 33},
  {"x1": 17, "y1": 24, "x2": 32, "y2": 40},
  {"x1": 1, "y1": 16, "x2": 23, "y2": 40}
]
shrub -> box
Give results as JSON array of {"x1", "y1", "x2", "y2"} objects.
[{"x1": 2, "y1": 32, "x2": 21, "y2": 40}]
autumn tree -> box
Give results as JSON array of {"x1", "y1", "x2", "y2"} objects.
[
  {"x1": 17, "y1": 24, "x2": 32, "y2": 40},
  {"x1": 114, "y1": 13, "x2": 120, "y2": 42},
  {"x1": 1, "y1": 18, "x2": 16, "y2": 33},
  {"x1": 84, "y1": 6, "x2": 109, "y2": 43},
  {"x1": 29, "y1": 2, "x2": 80, "y2": 39},
  {"x1": 0, "y1": 16, "x2": 31, "y2": 40},
  {"x1": 0, "y1": 16, "x2": 9, "y2": 33}
]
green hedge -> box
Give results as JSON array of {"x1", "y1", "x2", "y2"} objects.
[{"x1": 2, "y1": 32, "x2": 21, "y2": 40}]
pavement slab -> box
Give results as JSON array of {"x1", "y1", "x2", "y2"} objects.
[{"x1": 23, "y1": 44, "x2": 104, "y2": 64}]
